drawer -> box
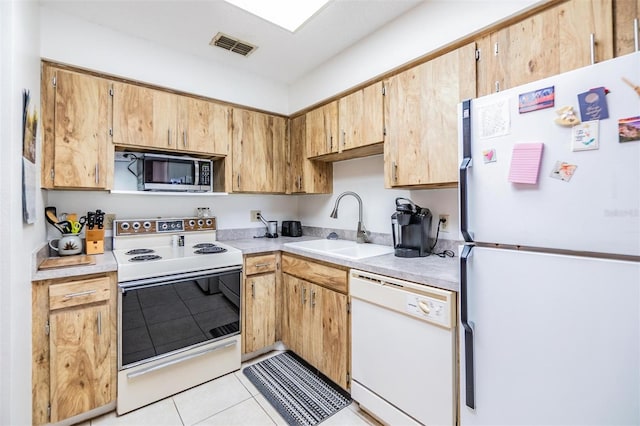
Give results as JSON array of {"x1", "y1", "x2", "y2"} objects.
[
  {"x1": 49, "y1": 276, "x2": 111, "y2": 310},
  {"x1": 281, "y1": 254, "x2": 348, "y2": 294},
  {"x1": 245, "y1": 253, "x2": 277, "y2": 275}
]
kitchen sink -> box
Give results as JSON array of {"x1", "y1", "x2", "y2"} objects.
[{"x1": 284, "y1": 239, "x2": 394, "y2": 260}]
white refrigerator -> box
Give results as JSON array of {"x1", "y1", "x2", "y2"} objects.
[{"x1": 458, "y1": 52, "x2": 640, "y2": 425}]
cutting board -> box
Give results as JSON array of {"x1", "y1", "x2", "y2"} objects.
[{"x1": 39, "y1": 255, "x2": 96, "y2": 270}]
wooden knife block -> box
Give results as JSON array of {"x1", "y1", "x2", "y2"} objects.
[{"x1": 85, "y1": 229, "x2": 105, "y2": 255}]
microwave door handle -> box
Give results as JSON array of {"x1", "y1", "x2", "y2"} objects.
[{"x1": 194, "y1": 161, "x2": 200, "y2": 186}]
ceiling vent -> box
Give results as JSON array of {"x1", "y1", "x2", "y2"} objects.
[{"x1": 210, "y1": 32, "x2": 257, "y2": 57}]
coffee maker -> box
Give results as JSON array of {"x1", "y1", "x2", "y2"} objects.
[{"x1": 391, "y1": 197, "x2": 433, "y2": 257}]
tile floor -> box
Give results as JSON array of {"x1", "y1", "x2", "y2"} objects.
[{"x1": 81, "y1": 351, "x2": 379, "y2": 426}]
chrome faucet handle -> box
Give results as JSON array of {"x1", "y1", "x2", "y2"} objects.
[{"x1": 356, "y1": 221, "x2": 369, "y2": 244}]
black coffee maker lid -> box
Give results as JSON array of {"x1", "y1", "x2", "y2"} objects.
[{"x1": 395, "y1": 197, "x2": 418, "y2": 214}]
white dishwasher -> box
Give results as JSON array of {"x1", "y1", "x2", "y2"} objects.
[{"x1": 350, "y1": 269, "x2": 457, "y2": 426}]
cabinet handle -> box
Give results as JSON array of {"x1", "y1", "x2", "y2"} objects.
[
  {"x1": 251, "y1": 281, "x2": 255, "y2": 298},
  {"x1": 237, "y1": 174, "x2": 240, "y2": 189},
  {"x1": 494, "y1": 81, "x2": 500, "y2": 93},
  {"x1": 311, "y1": 290, "x2": 316, "y2": 308},
  {"x1": 183, "y1": 131, "x2": 187, "y2": 148},
  {"x1": 298, "y1": 176, "x2": 302, "y2": 190},
  {"x1": 63, "y1": 289, "x2": 96, "y2": 299},
  {"x1": 342, "y1": 130, "x2": 346, "y2": 147},
  {"x1": 329, "y1": 135, "x2": 333, "y2": 152},
  {"x1": 301, "y1": 287, "x2": 307, "y2": 305},
  {"x1": 254, "y1": 262, "x2": 271, "y2": 268},
  {"x1": 97, "y1": 311, "x2": 102, "y2": 335},
  {"x1": 95, "y1": 164, "x2": 99, "y2": 185},
  {"x1": 167, "y1": 129, "x2": 172, "y2": 146},
  {"x1": 392, "y1": 161, "x2": 398, "y2": 183},
  {"x1": 589, "y1": 33, "x2": 595, "y2": 65},
  {"x1": 634, "y1": 18, "x2": 639, "y2": 52}
]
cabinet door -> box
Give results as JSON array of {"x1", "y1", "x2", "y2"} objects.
[
  {"x1": 179, "y1": 98, "x2": 231, "y2": 156},
  {"x1": 282, "y1": 274, "x2": 306, "y2": 358},
  {"x1": 613, "y1": 0, "x2": 639, "y2": 56},
  {"x1": 232, "y1": 109, "x2": 286, "y2": 193},
  {"x1": 244, "y1": 273, "x2": 276, "y2": 353},
  {"x1": 384, "y1": 42, "x2": 476, "y2": 188},
  {"x1": 339, "y1": 82, "x2": 384, "y2": 152},
  {"x1": 51, "y1": 69, "x2": 111, "y2": 189},
  {"x1": 477, "y1": 0, "x2": 613, "y2": 96},
  {"x1": 152, "y1": 89, "x2": 179, "y2": 150},
  {"x1": 288, "y1": 115, "x2": 332, "y2": 194},
  {"x1": 49, "y1": 303, "x2": 111, "y2": 422},
  {"x1": 318, "y1": 286, "x2": 349, "y2": 389},
  {"x1": 305, "y1": 101, "x2": 338, "y2": 158},
  {"x1": 112, "y1": 82, "x2": 155, "y2": 148}
]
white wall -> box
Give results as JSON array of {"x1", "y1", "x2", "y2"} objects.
[
  {"x1": 299, "y1": 155, "x2": 459, "y2": 238},
  {"x1": 39, "y1": 6, "x2": 289, "y2": 114},
  {"x1": 1, "y1": 1, "x2": 43, "y2": 424},
  {"x1": 289, "y1": 0, "x2": 542, "y2": 111}
]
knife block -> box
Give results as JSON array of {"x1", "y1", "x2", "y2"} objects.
[{"x1": 85, "y1": 229, "x2": 105, "y2": 255}]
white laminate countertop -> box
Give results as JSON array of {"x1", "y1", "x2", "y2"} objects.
[{"x1": 31, "y1": 237, "x2": 460, "y2": 292}]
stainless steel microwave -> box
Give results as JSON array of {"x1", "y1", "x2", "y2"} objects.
[{"x1": 137, "y1": 153, "x2": 213, "y2": 192}]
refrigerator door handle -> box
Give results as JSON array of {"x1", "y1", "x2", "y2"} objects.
[
  {"x1": 460, "y1": 99, "x2": 473, "y2": 243},
  {"x1": 460, "y1": 243, "x2": 476, "y2": 409}
]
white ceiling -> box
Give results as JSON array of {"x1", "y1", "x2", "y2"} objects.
[{"x1": 40, "y1": 0, "x2": 425, "y2": 85}]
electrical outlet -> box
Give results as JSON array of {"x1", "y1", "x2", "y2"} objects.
[
  {"x1": 104, "y1": 214, "x2": 116, "y2": 230},
  {"x1": 439, "y1": 214, "x2": 450, "y2": 233},
  {"x1": 250, "y1": 210, "x2": 262, "y2": 222}
]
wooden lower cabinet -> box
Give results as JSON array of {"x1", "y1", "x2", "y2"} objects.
[
  {"x1": 281, "y1": 254, "x2": 349, "y2": 390},
  {"x1": 32, "y1": 272, "x2": 117, "y2": 425},
  {"x1": 242, "y1": 253, "x2": 279, "y2": 354}
]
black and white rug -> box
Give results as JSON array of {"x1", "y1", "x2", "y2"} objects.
[{"x1": 243, "y1": 351, "x2": 352, "y2": 426}]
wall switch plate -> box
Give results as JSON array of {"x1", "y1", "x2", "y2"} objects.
[
  {"x1": 250, "y1": 210, "x2": 262, "y2": 222},
  {"x1": 439, "y1": 214, "x2": 450, "y2": 232}
]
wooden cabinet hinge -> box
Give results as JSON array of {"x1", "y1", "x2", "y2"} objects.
[
  {"x1": 381, "y1": 83, "x2": 386, "y2": 96},
  {"x1": 109, "y1": 128, "x2": 113, "y2": 136},
  {"x1": 51, "y1": 76, "x2": 56, "y2": 88},
  {"x1": 109, "y1": 86, "x2": 114, "y2": 97},
  {"x1": 383, "y1": 126, "x2": 386, "y2": 137},
  {"x1": 45, "y1": 319, "x2": 50, "y2": 336},
  {"x1": 346, "y1": 302, "x2": 351, "y2": 314},
  {"x1": 47, "y1": 404, "x2": 51, "y2": 421},
  {"x1": 50, "y1": 169, "x2": 55, "y2": 180},
  {"x1": 475, "y1": 49, "x2": 480, "y2": 61},
  {"x1": 346, "y1": 372, "x2": 350, "y2": 385},
  {"x1": 494, "y1": 42, "x2": 499, "y2": 56}
]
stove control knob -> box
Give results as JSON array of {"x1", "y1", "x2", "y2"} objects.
[
  {"x1": 160, "y1": 223, "x2": 168, "y2": 230},
  {"x1": 121, "y1": 222, "x2": 130, "y2": 231},
  {"x1": 197, "y1": 219, "x2": 204, "y2": 227},
  {"x1": 143, "y1": 221, "x2": 152, "y2": 230},
  {"x1": 132, "y1": 222, "x2": 141, "y2": 230},
  {"x1": 205, "y1": 219, "x2": 213, "y2": 226},
  {"x1": 188, "y1": 220, "x2": 196, "y2": 227}
]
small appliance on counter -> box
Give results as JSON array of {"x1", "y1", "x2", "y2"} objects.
[
  {"x1": 281, "y1": 220, "x2": 302, "y2": 237},
  {"x1": 258, "y1": 213, "x2": 278, "y2": 238},
  {"x1": 391, "y1": 197, "x2": 433, "y2": 257}
]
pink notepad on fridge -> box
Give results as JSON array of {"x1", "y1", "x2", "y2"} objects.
[{"x1": 508, "y1": 143, "x2": 544, "y2": 184}]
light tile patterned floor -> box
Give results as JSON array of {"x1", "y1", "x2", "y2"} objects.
[{"x1": 83, "y1": 351, "x2": 379, "y2": 426}]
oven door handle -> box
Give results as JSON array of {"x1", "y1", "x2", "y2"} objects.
[
  {"x1": 119, "y1": 265, "x2": 242, "y2": 291},
  {"x1": 125, "y1": 340, "x2": 237, "y2": 380}
]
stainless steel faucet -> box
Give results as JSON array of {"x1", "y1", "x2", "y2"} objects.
[{"x1": 329, "y1": 191, "x2": 369, "y2": 243}]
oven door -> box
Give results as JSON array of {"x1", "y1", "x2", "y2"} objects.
[{"x1": 118, "y1": 266, "x2": 242, "y2": 370}]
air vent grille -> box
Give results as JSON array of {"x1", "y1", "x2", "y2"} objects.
[{"x1": 210, "y1": 32, "x2": 257, "y2": 57}]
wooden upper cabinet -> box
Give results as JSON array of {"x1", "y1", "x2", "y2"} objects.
[
  {"x1": 384, "y1": 42, "x2": 476, "y2": 188},
  {"x1": 287, "y1": 115, "x2": 332, "y2": 194},
  {"x1": 613, "y1": 0, "x2": 640, "y2": 56},
  {"x1": 477, "y1": 0, "x2": 613, "y2": 96},
  {"x1": 113, "y1": 83, "x2": 230, "y2": 156},
  {"x1": 41, "y1": 66, "x2": 112, "y2": 189},
  {"x1": 305, "y1": 101, "x2": 338, "y2": 158},
  {"x1": 178, "y1": 97, "x2": 231, "y2": 156},
  {"x1": 232, "y1": 108, "x2": 286, "y2": 193},
  {"x1": 338, "y1": 81, "x2": 384, "y2": 152}
]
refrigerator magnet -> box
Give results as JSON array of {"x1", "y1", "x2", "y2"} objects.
[
  {"x1": 571, "y1": 121, "x2": 599, "y2": 151},
  {"x1": 577, "y1": 87, "x2": 610, "y2": 122},
  {"x1": 482, "y1": 148, "x2": 497, "y2": 163},
  {"x1": 619, "y1": 116, "x2": 640, "y2": 143},
  {"x1": 550, "y1": 161, "x2": 577, "y2": 182},
  {"x1": 554, "y1": 106, "x2": 581, "y2": 127},
  {"x1": 518, "y1": 86, "x2": 555, "y2": 114}
]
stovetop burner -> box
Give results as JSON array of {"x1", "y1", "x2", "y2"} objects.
[
  {"x1": 194, "y1": 246, "x2": 227, "y2": 254},
  {"x1": 193, "y1": 243, "x2": 216, "y2": 249},
  {"x1": 126, "y1": 248, "x2": 155, "y2": 255},
  {"x1": 129, "y1": 254, "x2": 162, "y2": 262}
]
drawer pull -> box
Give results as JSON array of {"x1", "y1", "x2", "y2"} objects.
[
  {"x1": 254, "y1": 262, "x2": 271, "y2": 268},
  {"x1": 63, "y1": 289, "x2": 97, "y2": 299},
  {"x1": 311, "y1": 290, "x2": 316, "y2": 308}
]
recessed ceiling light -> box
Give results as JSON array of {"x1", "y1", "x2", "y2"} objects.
[{"x1": 223, "y1": 0, "x2": 331, "y2": 32}]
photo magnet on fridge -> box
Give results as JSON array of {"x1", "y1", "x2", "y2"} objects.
[
  {"x1": 571, "y1": 121, "x2": 599, "y2": 151},
  {"x1": 550, "y1": 161, "x2": 577, "y2": 182},
  {"x1": 482, "y1": 148, "x2": 497, "y2": 164},
  {"x1": 618, "y1": 116, "x2": 640, "y2": 143},
  {"x1": 577, "y1": 87, "x2": 609, "y2": 122},
  {"x1": 518, "y1": 86, "x2": 555, "y2": 114}
]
